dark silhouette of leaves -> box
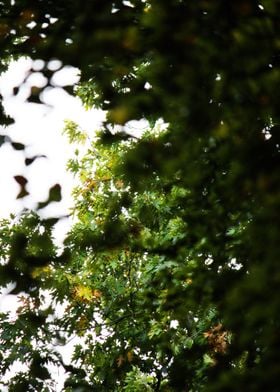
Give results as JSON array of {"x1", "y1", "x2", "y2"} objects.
[
  {"x1": 38, "y1": 184, "x2": 62, "y2": 209},
  {"x1": 11, "y1": 142, "x2": 25, "y2": 150},
  {"x1": 14, "y1": 175, "x2": 29, "y2": 199},
  {"x1": 25, "y1": 155, "x2": 46, "y2": 166}
]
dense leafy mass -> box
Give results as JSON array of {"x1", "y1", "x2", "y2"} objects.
[{"x1": 1, "y1": 0, "x2": 280, "y2": 390}]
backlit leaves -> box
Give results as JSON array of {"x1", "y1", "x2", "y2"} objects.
[
  {"x1": 38, "y1": 183, "x2": 62, "y2": 209},
  {"x1": 0, "y1": 1, "x2": 280, "y2": 390},
  {"x1": 72, "y1": 285, "x2": 102, "y2": 303},
  {"x1": 14, "y1": 175, "x2": 29, "y2": 199}
]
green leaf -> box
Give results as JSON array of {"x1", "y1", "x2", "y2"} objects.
[{"x1": 38, "y1": 184, "x2": 62, "y2": 209}]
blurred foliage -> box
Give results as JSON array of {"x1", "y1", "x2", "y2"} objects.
[{"x1": 0, "y1": 0, "x2": 280, "y2": 390}]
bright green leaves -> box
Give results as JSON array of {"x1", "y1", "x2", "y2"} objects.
[
  {"x1": 63, "y1": 120, "x2": 87, "y2": 144},
  {"x1": 76, "y1": 79, "x2": 104, "y2": 110},
  {"x1": 58, "y1": 127, "x2": 223, "y2": 389},
  {"x1": 124, "y1": 366, "x2": 155, "y2": 392}
]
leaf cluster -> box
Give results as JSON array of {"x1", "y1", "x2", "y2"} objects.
[{"x1": 0, "y1": 1, "x2": 280, "y2": 390}]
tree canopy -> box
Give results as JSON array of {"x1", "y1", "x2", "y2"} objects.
[{"x1": 0, "y1": 1, "x2": 280, "y2": 390}]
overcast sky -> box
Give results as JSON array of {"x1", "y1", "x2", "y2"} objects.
[{"x1": 0, "y1": 57, "x2": 106, "y2": 222}]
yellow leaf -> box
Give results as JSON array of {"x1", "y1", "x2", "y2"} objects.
[
  {"x1": 115, "y1": 180, "x2": 124, "y2": 189},
  {"x1": 73, "y1": 285, "x2": 93, "y2": 301},
  {"x1": 127, "y1": 350, "x2": 134, "y2": 363},
  {"x1": 72, "y1": 285, "x2": 102, "y2": 302},
  {"x1": 92, "y1": 289, "x2": 102, "y2": 299},
  {"x1": 31, "y1": 265, "x2": 51, "y2": 279}
]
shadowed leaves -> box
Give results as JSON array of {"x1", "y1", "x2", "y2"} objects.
[
  {"x1": 14, "y1": 175, "x2": 29, "y2": 199},
  {"x1": 38, "y1": 183, "x2": 62, "y2": 209}
]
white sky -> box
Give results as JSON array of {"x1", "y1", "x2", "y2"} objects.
[{"x1": 0, "y1": 57, "x2": 106, "y2": 221}]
